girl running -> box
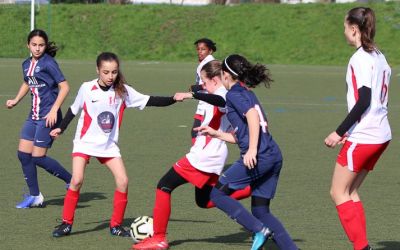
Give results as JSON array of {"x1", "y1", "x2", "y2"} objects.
[
  {"x1": 324, "y1": 7, "x2": 391, "y2": 250},
  {"x1": 132, "y1": 60, "x2": 251, "y2": 250},
  {"x1": 6, "y1": 29, "x2": 72, "y2": 209},
  {"x1": 51, "y1": 52, "x2": 178, "y2": 238},
  {"x1": 196, "y1": 55, "x2": 298, "y2": 250}
]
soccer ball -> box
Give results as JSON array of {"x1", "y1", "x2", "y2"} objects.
[{"x1": 130, "y1": 216, "x2": 154, "y2": 242}]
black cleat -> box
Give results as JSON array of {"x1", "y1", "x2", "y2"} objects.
[
  {"x1": 53, "y1": 222, "x2": 72, "y2": 237},
  {"x1": 110, "y1": 225, "x2": 131, "y2": 237},
  {"x1": 362, "y1": 246, "x2": 373, "y2": 250}
]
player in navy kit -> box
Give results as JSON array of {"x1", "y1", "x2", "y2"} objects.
[
  {"x1": 196, "y1": 55, "x2": 297, "y2": 250},
  {"x1": 325, "y1": 7, "x2": 391, "y2": 250},
  {"x1": 6, "y1": 29, "x2": 72, "y2": 209},
  {"x1": 51, "y1": 52, "x2": 179, "y2": 238}
]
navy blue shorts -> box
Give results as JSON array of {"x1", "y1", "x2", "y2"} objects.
[
  {"x1": 20, "y1": 112, "x2": 62, "y2": 148},
  {"x1": 218, "y1": 148, "x2": 283, "y2": 199}
]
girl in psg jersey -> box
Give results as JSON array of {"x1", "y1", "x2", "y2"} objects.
[
  {"x1": 324, "y1": 7, "x2": 391, "y2": 250},
  {"x1": 50, "y1": 52, "x2": 178, "y2": 238},
  {"x1": 195, "y1": 55, "x2": 298, "y2": 250},
  {"x1": 6, "y1": 29, "x2": 72, "y2": 209}
]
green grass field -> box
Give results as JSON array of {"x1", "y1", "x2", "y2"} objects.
[{"x1": 0, "y1": 58, "x2": 399, "y2": 250}]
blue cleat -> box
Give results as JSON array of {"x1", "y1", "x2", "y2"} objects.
[
  {"x1": 251, "y1": 227, "x2": 272, "y2": 250},
  {"x1": 16, "y1": 193, "x2": 44, "y2": 209}
]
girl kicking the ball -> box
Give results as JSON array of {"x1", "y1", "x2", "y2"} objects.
[
  {"x1": 51, "y1": 52, "x2": 179, "y2": 238},
  {"x1": 132, "y1": 60, "x2": 251, "y2": 250}
]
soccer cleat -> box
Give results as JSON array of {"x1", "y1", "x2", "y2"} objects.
[
  {"x1": 53, "y1": 222, "x2": 72, "y2": 237},
  {"x1": 251, "y1": 227, "x2": 272, "y2": 250},
  {"x1": 16, "y1": 192, "x2": 44, "y2": 208},
  {"x1": 132, "y1": 236, "x2": 169, "y2": 250},
  {"x1": 110, "y1": 225, "x2": 131, "y2": 237}
]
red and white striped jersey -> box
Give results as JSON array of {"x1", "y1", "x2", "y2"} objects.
[
  {"x1": 70, "y1": 79, "x2": 150, "y2": 157},
  {"x1": 186, "y1": 86, "x2": 231, "y2": 174},
  {"x1": 345, "y1": 48, "x2": 391, "y2": 144}
]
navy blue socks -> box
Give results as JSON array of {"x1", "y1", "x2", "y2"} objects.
[
  {"x1": 17, "y1": 151, "x2": 39, "y2": 196},
  {"x1": 32, "y1": 156, "x2": 71, "y2": 184},
  {"x1": 252, "y1": 204, "x2": 298, "y2": 250},
  {"x1": 210, "y1": 187, "x2": 264, "y2": 233}
]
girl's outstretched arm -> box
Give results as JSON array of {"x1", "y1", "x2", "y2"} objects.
[{"x1": 6, "y1": 82, "x2": 30, "y2": 109}]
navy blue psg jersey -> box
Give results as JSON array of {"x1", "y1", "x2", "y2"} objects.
[
  {"x1": 22, "y1": 53, "x2": 65, "y2": 120},
  {"x1": 226, "y1": 82, "x2": 277, "y2": 156}
]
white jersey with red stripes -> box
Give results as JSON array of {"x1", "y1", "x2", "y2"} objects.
[
  {"x1": 186, "y1": 86, "x2": 230, "y2": 174},
  {"x1": 194, "y1": 54, "x2": 215, "y2": 117},
  {"x1": 70, "y1": 79, "x2": 150, "y2": 157},
  {"x1": 345, "y1": 47, "x2": 391, "y2": 144}
]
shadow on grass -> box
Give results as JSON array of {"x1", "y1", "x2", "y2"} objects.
[
  {"x1": 376, "y1": 241, "x2": 400, "y2": 250},
  {"x1": 45, "y1": 192, "x2": 107, "y2": 208},
  {"x1": 169, "y1": 227, "x2": 304, "y2": 249},
  {"x1": 69, "y1": 220, "x2": 110, "y2": 236}
]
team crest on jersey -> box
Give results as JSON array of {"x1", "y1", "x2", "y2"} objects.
[
  {"x1": 97, "y1": 111, "x2": 115, "y2": 133},
  {"x1": 34, "y1": 66, "x2": 41, "y2": 73}
]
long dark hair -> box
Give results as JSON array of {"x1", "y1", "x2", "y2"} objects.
[
  {"x1": 96, "y1": 52, "x2": 127, "y2": 98},
  {"x1": 222, "y1": 54, "x2": 273, "y2": 88},
  {"x1": 346, "y1": 7, "x2": 376, "y2": 53},
  {"x1": 27, "y1": 29, "x2": 58, "y2": 57}
]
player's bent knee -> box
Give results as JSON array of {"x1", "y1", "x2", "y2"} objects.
[
  {"x1": 251, "y1": 196, "x2": 270, "y2": 207},
  {"x1": 195, "y1": 197, "x2": 209, "y2": 208},
  {"x1": 214, "y1": 182, "x2": 234, "y2": 195},
  {"x1": 70, "y1": 178, "x2": 84, "y2": 190},
  {"x1": 116, "y1": 176, "x2": 129, "y2": 189}
]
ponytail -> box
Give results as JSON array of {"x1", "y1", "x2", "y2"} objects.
[
  {"x1": 346, "y1": 7, "x2": 376, "y2": 53},
  {"x1": 222, "y1": 54, "x2": 273, "y2": 88}
]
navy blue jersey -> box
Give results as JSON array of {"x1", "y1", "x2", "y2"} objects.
[
  {"x1": 22, "y1": 53, "x2": 65, "y2": 120},
  {"x1": 226, "y1": 82, "x2": 277, "y2": 157}
]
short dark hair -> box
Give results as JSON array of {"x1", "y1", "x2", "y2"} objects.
[{"x1": 194, "y1": 38, "x2": 217, "y2": 52}]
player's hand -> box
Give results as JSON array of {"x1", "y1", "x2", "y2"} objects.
[
  {"x1": 174, "y1": 92, "x2": 193, "y2": 102},
  {"x1": 193, "y1": 126, "x2": 218, "y2": 137},
  {"x1": 50, "y1": 128, "x2": 62, "y2": 139},
  {"x1": 44, "y1": 110, "x2": 58, "y2": 127},
  {"x1": 243, "y1": 148, "x2": 257, "y2": 169},
  {"x1": 338, "y1": 133, "x2": 349, "y2": 145},
  {"x1": 6, "y1": 99, "x2": 18, "y2": 109},
  {"x1": 324, "y1": 131, "x2": 343, "y2": 148}
]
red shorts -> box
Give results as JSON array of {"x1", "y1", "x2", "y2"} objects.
[
  {"x1": 173, "y1": 157, "x2": 219, "y2": 188},
  {"x1": 336, "y1": 141, "x2": 389, "y2": 172},
  {"x1": 72, "y1": 152, "x2": 114, "y2": 164}
]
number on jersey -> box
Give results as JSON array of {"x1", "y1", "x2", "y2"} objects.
[{"x1": 254, "y1": 104, "x2": 268, "y2": 133}]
